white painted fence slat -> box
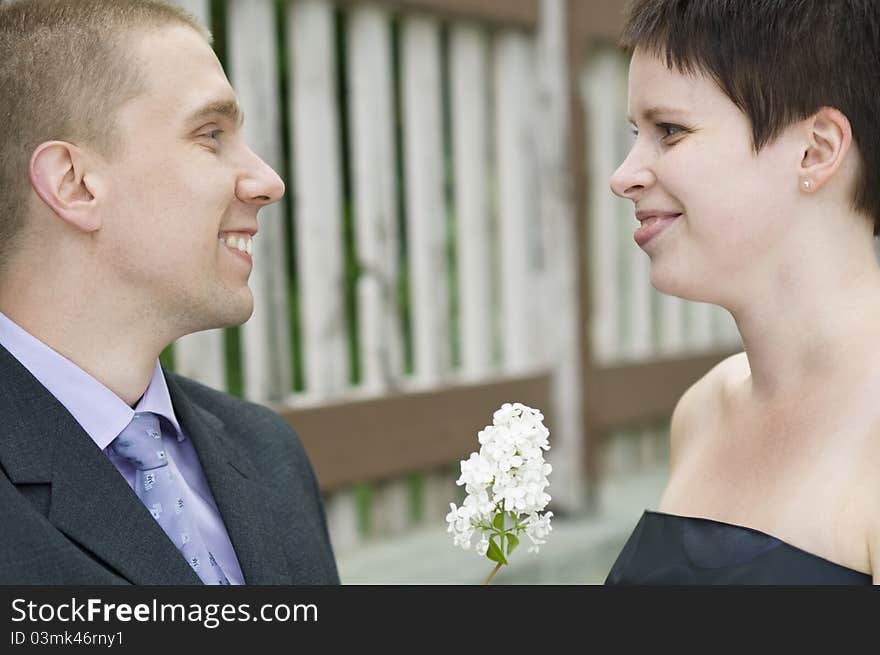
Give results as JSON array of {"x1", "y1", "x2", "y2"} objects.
[
  {"x1": 347, "y1": 5, "x2": 403, "y2": 393},
  {"x1": 686, "y1": 300, "x2": 714, "y2": 351},
  {"x1": 171, "y1": 0, "x2": 227, "y2": 393},
  {"x1": 583, "y1": 50, "x2": 629, "y2": 484},
  {"x1": 227, "y1": 0, "x2": 292, "y2": 403},
  {"x1": 612, "y1": 53, "x2": 655, "y2": 362},
  {"x1": 585, "y1": 49, "x2": 660, "y2": 479},
  {"x1": 535, "y1": 0, "x2": 584, "y2": 511},
  {"x1": 372, "y1": 479, "x2": 410, "y2": 537},
  {"x1": 170, "y1": 0, "x2": 209, "y2": 27},
  {"x1": 402, "y1": 22, "x2": 497, "y2": 530},
  {"x1": 451, "y1": 24, "x2": 493, "y2": 381},
  {"x1": 175, "y1": 331, "x2": 227, "y2": 391},
  {"x1": 583, "y1": 51, "x2": 624, "y2": 364},
  {"x1": 423, "y1": 464, "x2": 460, "y2": 529},
  {"x1": 289, "y1": 0, "x2": 348, "y2": 397},
  {"x1": 640, "y1": 425, "x2": 662, "y2": 470},
  {"x1": 374, "y1": 15, "x2": 453, "y2": 535},
  {"x1": 402, "y1": 16, "x2": 451, "y2": 384},
  {"x1": 420, "y1": 476, "x2": 457, "y2": 528},
  {"x1": 494, "y1": 31, "x2": 538, "y2": 373},
  {"x1": 616, "y1": 40, "x2": 652, "y2": 362},
  {"x1": 288, "y1": 0, "x2": 355, "y2": 553},
  {"x1": 712, "y1": 304, "x2": 742, "y2": 349},
  {"x1": 347, "y1": 6, "x2": 412, "y2": 539},
  {"x1": 325, "y1": 492, "x2": 360, "y2": 561},
  {"x1": 624, "y1": 211, "x2": 653, "y2": 359},
  {"x1": 658, "y1": 294, "x2": 686, "y2": 356}
]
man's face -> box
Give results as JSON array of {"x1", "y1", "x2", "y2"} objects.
[{"x1": 97, "y1": 25, "x2": 284, "y2": 336}]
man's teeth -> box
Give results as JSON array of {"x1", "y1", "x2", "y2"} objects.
[{"x1": 220, "y1": 234, "x2": 253, "y2": 256}]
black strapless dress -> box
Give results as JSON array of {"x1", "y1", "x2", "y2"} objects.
[{"x1": 605, "y1": 510, "x2": 872, "y2": 584}]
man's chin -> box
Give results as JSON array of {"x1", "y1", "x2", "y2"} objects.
[
  {"x1": 217, "y1": 300, "x2": 254, "y2": 329},
  {"x1": 189, "y1": 294, "x2": 254, "y2": 332}
]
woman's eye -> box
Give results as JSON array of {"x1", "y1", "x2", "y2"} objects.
[
  {"x1": 627, "y1": 123, "x2": 687, "y2": 143},
  {"x1": 201, "y1": 129, "x2": 223, "y2": 141},
  {"x1": 658, "y1": 123, "x2": 685, "y2": 141}
]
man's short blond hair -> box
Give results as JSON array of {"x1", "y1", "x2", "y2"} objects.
[{"x1": 0, "y1": 0, "x2": 212, "y2": 272}]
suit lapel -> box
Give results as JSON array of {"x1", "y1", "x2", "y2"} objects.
[
  {"x1": 46, "y1": 429, "x2": 201, "y2": 585},
  {"x1": 0, "y1": 344, "x2": 200, "y2": 584},
  {"x1": 164, "y1": 373, "x2": 290, "y2": 584}
]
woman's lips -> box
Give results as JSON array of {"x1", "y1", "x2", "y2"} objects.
[{"x1": 634, "y1": 213, "x2": 681, "y2": 248}]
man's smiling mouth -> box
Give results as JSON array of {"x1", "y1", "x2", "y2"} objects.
[{"x1": 218, "y1": 232, "x2": 253, "y2": 256}]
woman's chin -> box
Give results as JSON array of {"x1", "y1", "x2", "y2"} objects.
[
  {"x1": 649, "y1": 268, "x2": 712, "y2": 303},
  {"x1": 649, "y1": 266, "x2": 683, "y2": 297}
]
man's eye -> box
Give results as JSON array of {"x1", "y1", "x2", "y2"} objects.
[{"x1": 201, "y1": 129, "x2": 223, "y2": 141}]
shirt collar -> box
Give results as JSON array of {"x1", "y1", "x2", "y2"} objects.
[{"x1": 0, "y1": 310, "x2": 185, "y2": 450}]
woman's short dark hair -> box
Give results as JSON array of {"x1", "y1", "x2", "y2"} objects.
[{"x1": 620, "y1": 0, "x2": 880, "y2": 232}]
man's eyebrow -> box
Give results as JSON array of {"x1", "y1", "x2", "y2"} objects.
[
  {"x1": 627, "y1": 105, "x2": 689, "y2": 125},
  {"x1": 185, "y1": 99, "x2": 244, "y2": 128}
]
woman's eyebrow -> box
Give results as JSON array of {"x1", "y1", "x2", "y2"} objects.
[{"x1": 627, "y1": 104, "x2": 689, "y2": 124}]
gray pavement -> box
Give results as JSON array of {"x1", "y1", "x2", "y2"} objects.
[{"x1": 337, "y1": 464, "x2": 669, "y2": 584}]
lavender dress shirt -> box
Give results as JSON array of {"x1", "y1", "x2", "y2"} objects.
[{"x1": 0, "y1": 311, "x2": 245, "y2": 584}]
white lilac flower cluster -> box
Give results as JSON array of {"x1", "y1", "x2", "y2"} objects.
[{"x1": 446, "y1": 403, "x2": 553, "y2": 562}]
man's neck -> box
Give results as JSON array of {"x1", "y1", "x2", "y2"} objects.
[{"x1": 0, "y1": 298, "x2": 166, "y2": 407}]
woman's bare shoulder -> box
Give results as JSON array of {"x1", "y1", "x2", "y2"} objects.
[{"x1": 668, "y1": 351, "x2": 747, "y2": 470}]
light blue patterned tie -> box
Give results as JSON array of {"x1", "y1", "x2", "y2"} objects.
[{"x1": 111, "y1": 412, "x2": 230, "y2": 585}]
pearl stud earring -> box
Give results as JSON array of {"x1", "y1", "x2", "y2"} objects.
[{"x1": 803, "y1": 179, "x2": 813, "y2": 190}]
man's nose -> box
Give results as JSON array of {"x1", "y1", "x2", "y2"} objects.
[{"x1": 238, "y1": 149, "x2": 285, "y2": 207}]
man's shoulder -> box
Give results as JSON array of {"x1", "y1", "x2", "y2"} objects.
[
  {"x1": 165, "y1": 371, "x2": 298, "y2": 439},
  {"x1": 167, "y1": 370, "x2": 266, "y2": 412},
  {"x1": 165, "y1": 371, "x2": 318, "y2": 478}
]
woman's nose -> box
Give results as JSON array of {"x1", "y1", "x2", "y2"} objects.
[{"x1": 609, "y1": 149, "x2": 654, "y2": 200}]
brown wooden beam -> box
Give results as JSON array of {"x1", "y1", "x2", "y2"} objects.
[
  {"x1": 271, "y1": 372, "x2": 552, "y2": 492},
  {"x1": 571, "y1": 0, "x2": 628, "y2": 46},
  {"x1": 271, "y1": 351, "x2": 736, "y2": 493},
  {"x1": 585, "y1": 350, "x2": 739, "y2": 433},
  {"x1": 336, "y1": 0, "x2": 539, "y2": 30}
]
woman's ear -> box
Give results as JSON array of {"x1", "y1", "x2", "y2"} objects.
[
  {"x1": 798, "y1": 107, "x2": 853, "y2": 193},
  {"x1": 28, "y1": 141, "x2": 102, "y2": 232}
]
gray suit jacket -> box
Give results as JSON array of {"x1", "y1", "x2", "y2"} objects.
[{"x1": 0, "y1": 343, "x2": 340, "y2": 584}]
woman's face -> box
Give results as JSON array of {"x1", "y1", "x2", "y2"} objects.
[{"x1": 610, "y1": 48, "x2": 803, "y2": 304}]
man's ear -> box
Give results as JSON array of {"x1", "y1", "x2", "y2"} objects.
[
  {"x1": 798, "y1": 107, "x2": 853, "y2": 193},
  {"x1": 28, "y1": 141, "x2": 102, "y2": 232}
]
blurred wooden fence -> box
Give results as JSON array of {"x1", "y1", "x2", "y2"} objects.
[{"x1": 159, "y1": 0, "x2": 741, "y2": 555}]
